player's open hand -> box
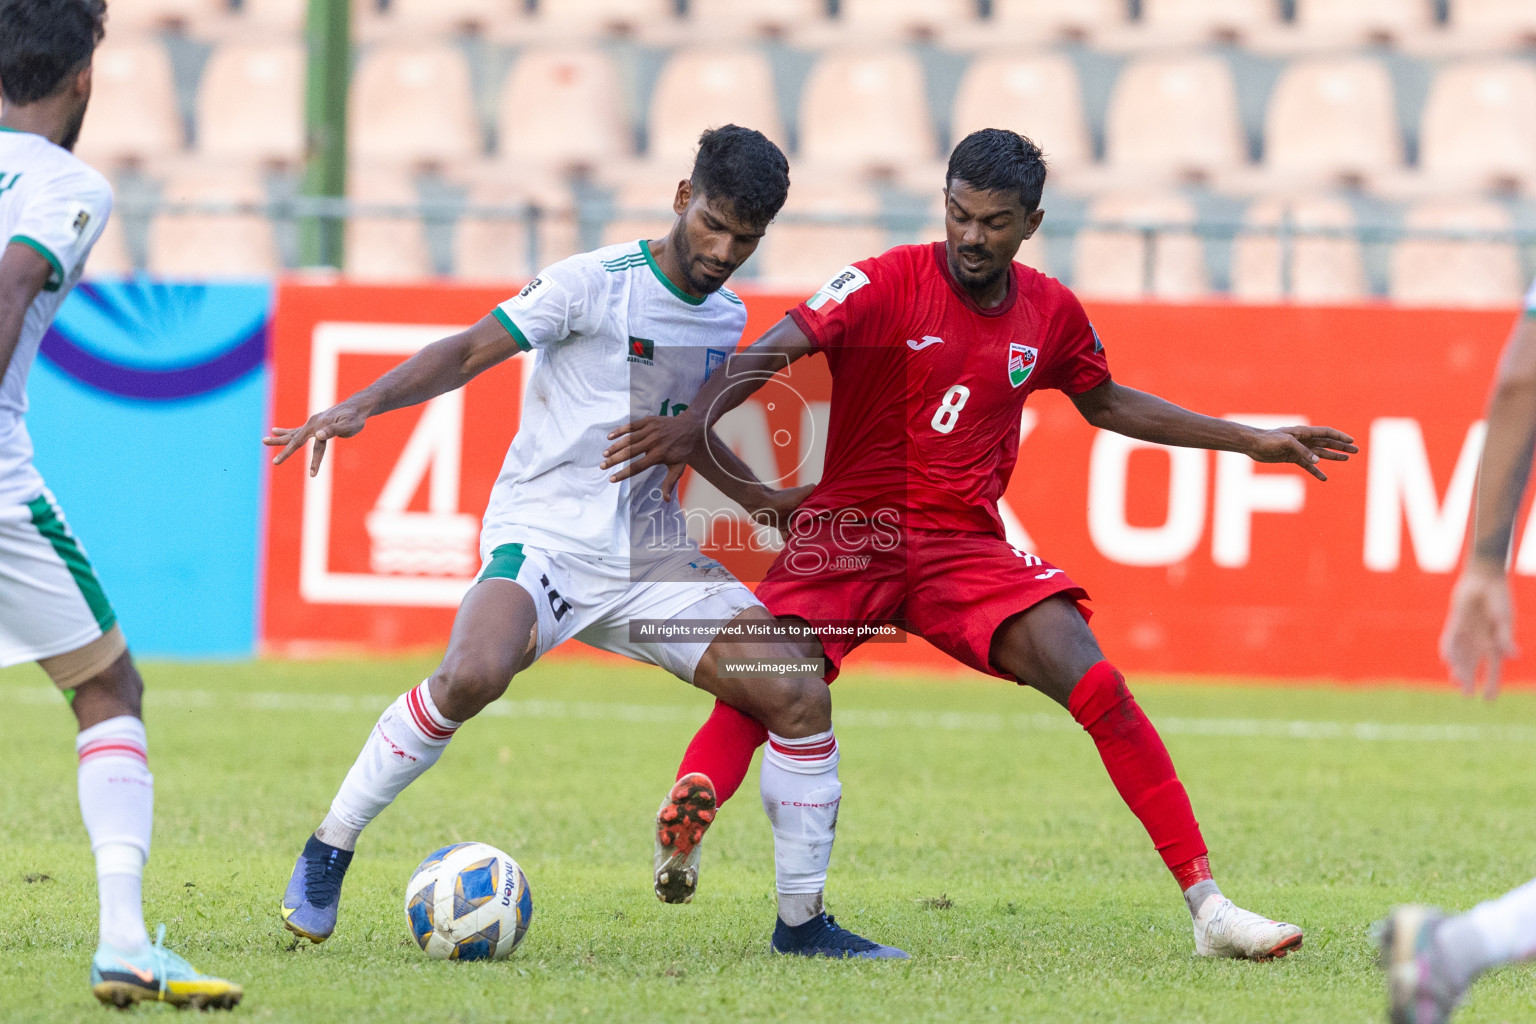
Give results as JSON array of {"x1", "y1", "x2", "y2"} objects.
[
  {"x1": 1246, "y1": 425, "x2": 1358, "y2": 481},
  {"x1": 601, "y1": 411, "x2": 704, "y2": 497},
  {"x1": 264, "y1": 401, "x2": 369, "y2": 477},
  {"x1": 1441, "y1": 564, "x2": 1518, "y2": 700}
]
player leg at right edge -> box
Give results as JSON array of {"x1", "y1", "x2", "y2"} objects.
[{"x1": 1381, "y1": 884, "x2": 1536, "y2": 1024}]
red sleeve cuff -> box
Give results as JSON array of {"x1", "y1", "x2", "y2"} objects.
[
  {"x1": 787, "y1": 305, "x2": 827, "y2": 350},
  {"x1": 1062, "y1": 368, "x2": 1111, "y2": 396}
]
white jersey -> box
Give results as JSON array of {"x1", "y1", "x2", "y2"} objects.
[
  {"x1": 1526, "y1": 274, "x2": 1536, "y2": 314},
  {"x1": 0, "y1": 128, "x2": 112, "y2": 507},
  {"x1": 482, "y1": 239, "x2": 747, "y2": 561}
]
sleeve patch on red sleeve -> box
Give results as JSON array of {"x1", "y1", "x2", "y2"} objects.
[{"x1": 806, "y1": 265, "x2": 870, "y2": 310}]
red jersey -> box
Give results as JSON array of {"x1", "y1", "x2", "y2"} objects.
[{"x1": 786, "y1": 242, "x2": 1109, "y2": 537}]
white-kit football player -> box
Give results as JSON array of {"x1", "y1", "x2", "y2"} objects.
[
  {"x1": 0, "y1": 0, "x2": 240, "y2": 1008},
  {"x1": 269, "y1": 125, "x2": 906, "y2": 960}
]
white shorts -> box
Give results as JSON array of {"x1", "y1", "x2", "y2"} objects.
[
  {"x1": 475, "y1": 541, "x2": 760, "y2": 683},
  {"x1": 0, "y1": 489, "x2": 118, "y2": 668}
]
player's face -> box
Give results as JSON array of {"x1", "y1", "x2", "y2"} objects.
[
  {"x1": 671, "y1": 182, "x2": 766, "y2": 294},
  {"x1": 943, "y1": 181, "x2": 1045, "y2": 293}
]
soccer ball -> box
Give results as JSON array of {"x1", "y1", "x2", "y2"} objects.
[{"x1": 403, "y1": 842, "x2": 533, "y2": 961}]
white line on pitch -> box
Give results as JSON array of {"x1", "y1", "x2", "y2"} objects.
[{"x1": 8, "y1": 685, "x2": 1536, "y2": 744}]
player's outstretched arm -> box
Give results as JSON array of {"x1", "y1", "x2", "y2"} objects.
[
  {"x1": 0, "y1": 242, "x2": 55, "y2": 385},
  {"x1": 601, "y1": 314, "x2": 816, "y2": 494},
  {"x1": 265, "y1": 313, "x2": 521, "y2": 476},
  {"x1": 1069, "y1": 379, "x2": 1358, "y2": 482},
  {"x1": 1441, "y1": 314, "x2": 1536, "y2": 698}
]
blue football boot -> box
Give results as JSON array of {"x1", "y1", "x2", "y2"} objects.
[
  {"x1": 771, "y1": 913, "x2": 909, "y2": 959},
  {"x1": 280, "y1": 834, "x2": 353, "y2": 943},
  {"x1": 91, "y1": 924, "x2": 243, "y2": 1009}
]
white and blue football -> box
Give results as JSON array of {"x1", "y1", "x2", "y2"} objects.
[{"x1": 404, "y1": 841, "x2": 533, "y2": 961}]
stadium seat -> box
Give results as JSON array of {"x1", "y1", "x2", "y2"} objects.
[
  {"x1": 601, "y1": 174, "x2": 689, "y2": 250},
  {"x1": 1073, "y1": 194, "x2": 1208, "y2": 300},
  {"x1": 989, "y1": 0, "x2": 1128, "y2": 39},
  {"x1": 533, "y1": 0, "x2": 680, "y2": 37},
  {"x1": 838, "y1": 0, "x2": 979, "y2": 38},
  {"x1": 236, "y1": 0, "x2": 309, "y2": 33},
  {"x1": 1419, "y1": 60, "x2": 1536, "y2": 192},
  {"x1": 350, "y1": 43, "x2": 481, "y2": 167},
  {"x1": 1450, "y1": 0, "x2": 1536, "y2": 43},
  {"x1": 148, "y1": 167, "x2": 280, "y2": 278},
  {"x1": 106, "y1": 0, "x2": 225, "y2": 32},
  {"x1": 344, "y1": 167, "x2": 433, "y2": 282},
  {"x1": 799, "y1": 49, "x2": 935, "y2": 175},
  {"x1": 1293, "y1": 0, "x2": 1433, "y2": 43},
  {"x1": 1230, "y1": 198, "x2": 1367, "y2": 304},
  {"x1": 497, "y1": 47, "x2": 632, "y2": 172},
  {"x1": 453, "y1": 175, "x2": 579, "y2": 282},
  {"x1": 1391, "y1": 201, "x2": 1522, "y2": 308},
  {"x1": 647, "y1": 48, "x2": 785, "y2": 166},
  {"x1": 74, "y1": 39, "x2": 183, "y2": 168},
  {"x1": 950, "y1": 53, "x2": 1092, "y2": 172},
  {"x1": 196, "y1": 42, "x2": 305, "y2": 166},
  {"x1": 1264, "y1": 57, "x2": 1402, "y2": 184},
  {"x1": 755, "y1": 181, "x2": 886, "y2": 292},
  {"x1": 363, "y1": 0, "x2": 523, "y2": 37},
  {"x1": 1104, "y1": 54, "x2": 1246, "y2": 179},
  {"x1": 1138, "y1": 0, "x2": 1278, "y2": 41},
  {"x1": 687, "y1": 0, "x2": 828, "y2": 38}
]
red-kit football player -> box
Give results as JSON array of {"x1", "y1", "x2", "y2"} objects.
[{"x1": 603, "y1": 129, "x2": 1357, "y2": 960}]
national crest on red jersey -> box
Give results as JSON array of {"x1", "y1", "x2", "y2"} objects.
[{"x1": 1008, "y1": 342, "x2": 1038, "y2": 388}]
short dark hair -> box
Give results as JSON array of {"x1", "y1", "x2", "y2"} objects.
[
  {"x1": 0, "y1": 0, "x2": 106, "y2": 106},
  {"x1": 946, "y1": 128, "x2": 1048, "y2": 213},
  {"x1": 689, "y1": 124, "x2": 790, "y2": 230}
]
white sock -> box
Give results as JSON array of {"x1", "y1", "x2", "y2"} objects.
[
  {"x1": 1440, "y1": 875, "x2": 1536, "y2": 984},
  {"x1": 319, "y1": 681, "x2": 461, "y2": 850},
  {"x1": 760, "y1": 729, "x2": 840, "y2": 927},
  {"x1": 76, "y1": 716, "x2": 152, "y2": 952}
]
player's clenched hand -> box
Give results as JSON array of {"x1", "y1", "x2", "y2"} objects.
[
  {"x1": 1245, "y1": 425, "x2": 1358, "y2": 481},
  {"x1": 1441, "y1": 564, "x2": 1518, "y2": 700},
  {"x1": 264, "y1": 400, "x2": 370, "y2": 477},
  {"x1": 750, "y1": 483, "x2": 814, "y2": 540},
  {"x1": 601, "y1": 411, "x2": 704, "y2": 496}
]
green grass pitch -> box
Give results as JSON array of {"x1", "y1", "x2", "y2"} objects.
[{"x1": 4, "y1": 655, "x2": 1536, "y2": 1023}]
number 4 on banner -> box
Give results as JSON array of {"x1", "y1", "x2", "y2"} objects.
[
  {"x1": 300, "y1": 322, "x2": 481, "y2": 607},
  {"x1": 365, "y1": 390, "x2": 479, "y2": 578}
]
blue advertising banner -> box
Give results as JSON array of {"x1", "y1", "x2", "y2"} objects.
[{"x1": 24, "y1": 280, "x2": 271, "y2": 657}]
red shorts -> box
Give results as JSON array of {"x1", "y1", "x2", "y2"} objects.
[{"x1": 756, "y1": 520, "x2": 1089, "y2": 682}]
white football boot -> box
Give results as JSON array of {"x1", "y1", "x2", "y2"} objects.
[
  {"x1": 1192, "y1": 893, "x2": 1304, "y2": 960},
  {"x1": 653, "y1": 773, "x2": 716, "y2": 904}
]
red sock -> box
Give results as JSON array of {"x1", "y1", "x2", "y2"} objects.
[
  {"x1": 676, "y1": 699, "x2": 767, "y2": 805},
  {"x1": 1067, "y1": 661, "x2": 1208, "y2": 874}
]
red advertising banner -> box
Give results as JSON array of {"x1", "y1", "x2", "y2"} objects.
[{"x1": 263, "y1": 280, "x2": 1525, "y2": 683}]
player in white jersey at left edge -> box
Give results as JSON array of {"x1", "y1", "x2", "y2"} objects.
[
  {"x1": 0, "y1": 0, "x2": 241, "y2": 1008},
  {"x1": 268, "y1": 125, "x2": 906, "y2": 959}
]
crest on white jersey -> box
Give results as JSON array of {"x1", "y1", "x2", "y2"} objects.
[{"x1": 805, "y1": 265, "x2": 869, "y2": 310}]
